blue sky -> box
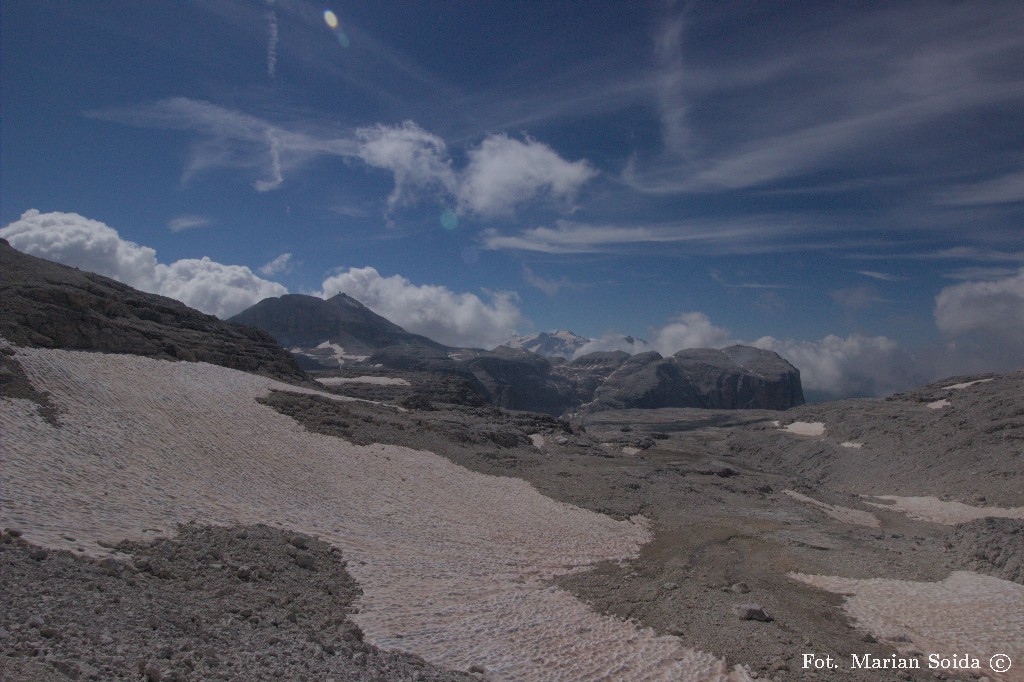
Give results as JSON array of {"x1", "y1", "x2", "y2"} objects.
[{"x1": 2, "y1": 0, "x2": 1022, "y2": 398}]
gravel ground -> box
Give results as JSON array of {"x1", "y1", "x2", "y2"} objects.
[{"x1": 0, "y1": 524, "x2": 478, "y2": 682}]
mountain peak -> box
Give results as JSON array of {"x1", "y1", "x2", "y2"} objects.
[{"x1": 500, "y1": 330, "x2": 590, "y2": 359}]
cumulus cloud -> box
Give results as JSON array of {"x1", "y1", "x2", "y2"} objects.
[
  {"x1": 259, "y1": 253, "x2": 293, "y2": 276},
  {"x1": 652, "y1": 312, "x2": 734, "y2": 354},
  {"x1": 319, "y1": 266, "x2": 522, "y2": 348},
  {"x1": 933, "y1": 269, "x2": 1024, "y2": 370},
  {"x1": 355, "y1": 121, "x2": 456, "y2": 209},
  {"x1": 93, "y1": 100, "x2": 594, "y2": 218},
  {"x1": 157, "y1": 258, "x2": 286, "y2": 319},
  {"x1": 457, "y1": 134, "x2": 597, "y2": 218},
  {"x1": 2, "y1": 209, "x2": 162, "y2": 291},
  {"x1": 752, "y1": 334, "x2": 920, "y2": 400},
  {"x1": 1, "y1": 210, "x2": 286, "y2": 319}
]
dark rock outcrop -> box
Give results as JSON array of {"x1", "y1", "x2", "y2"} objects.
[
  {"x1": 0, "y1": 240, "x2": 306, "y2": 384},
  {"x1": 462, "y1": 347, "x2": 576, "y2": 415}
]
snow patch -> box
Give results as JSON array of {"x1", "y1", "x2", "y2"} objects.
[
  {"x1": 944, "y1": 378, "x2": 994, "y2": 390},
  {"x1": 529, "y1": 433, "x2": 545, "y2": 449},
  {"x1": 863, "y1": 496, "x2": 1024, "y2": 525},
  {"x1": 839, "y1": 442, "x2": 863, "y2": 449},
  {"x1": 790, "y1": 571, "x2": 1023, "y2": 681},
  {"x1": 318, "y1": 376, "x2": 411, "y2": 387},
  {"x1": 781, "y1": 421, "x2": 825, "y2": 436},
  {"x1": 926, "y1": 399, "x2": 951, "y2": 409},
  {"x1": 0, "y1": 342, "x2": 752, "y2": 681}
]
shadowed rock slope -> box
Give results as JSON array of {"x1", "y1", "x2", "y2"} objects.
[
  {"x1": 0, "y1": 240, "x2": 306, "y2": 384},
  {"x1": 228, "y1": 293, "x2": 448, "y2": 368}
]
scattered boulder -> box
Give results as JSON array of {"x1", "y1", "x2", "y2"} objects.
[{"x1": 733, "y1": 603, "x2": 773, "y2": 622}]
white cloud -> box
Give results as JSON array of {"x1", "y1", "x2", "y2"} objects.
[
  {"x1": 1, "y1": 209, "x2": 162, "y2": 291},
  {"x1": 319, "y1": 266, "x2": 522, "y2": 348},
  {"x1": 168, "y1": 215, "x2": 211, "y2": 232},
  {"x1": 481, "y1": 218, "x2": 807, "y2": 254},
  {"x1": 1, "y1": 210, "x2": 286, "y2": 319},
  {"x1": 933, "y1": 269, "x2": 1024, "y2": 370},
  {"x1": 457, "y1": 134, "x2": 596, "y2": 218},
  {"x1": 92, "y1": 100, "x2": 594, "y2": 219},
  {"x1": 752, "y1": 333, "x2": 918, "y2": 399},
  {"x1": 156, "y1": 258, "x2": 287, "y2": 319},
  {"x1": 355, "y1": 121, "x2": 456, "y2": 209},
  {"x1": 259, "y1": 253, "x2": 293, "y2": 276},
  {"x1": 652, "y1": 312, "x2": 734, "y2": 354},
  {"x1": 938, "y1": 170, "x2": 1024, "y2": 206},
  {"x1": 265, "y1": 7, "x2": 279, "y2": 79},
  {"x1": 856, "y1": 270, "x2": 903, "y2": 282},
  {"x1": 573, "y1": 334, "x2": 653, "y2": 358}
]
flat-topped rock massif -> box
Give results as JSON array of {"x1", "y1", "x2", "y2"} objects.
[
  {"x1": 564, "y1": 345, "x2": 804, "y2": 413},
  {"x1": 0, "y1": 239, "x2": 306, "y2": 384}
]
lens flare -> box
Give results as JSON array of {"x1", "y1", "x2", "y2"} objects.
[
  {"x1": 323, "y1": 10, "x2": 338, "y2": 29},
  {"x1": 440, "y1": 208, "x2": 458, "y2": 231}
]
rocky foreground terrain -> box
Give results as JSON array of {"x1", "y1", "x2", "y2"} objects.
[{"x1": 2, "y1": 243, "x2": 1023, "y2": 682}]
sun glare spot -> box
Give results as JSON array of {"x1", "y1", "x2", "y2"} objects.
[
  {"x1": 323, "y1": 10, "x2": 338, "y2": 29},
  {"x1": 440, "y1": 208, "x2": 458, "y2": 231}
]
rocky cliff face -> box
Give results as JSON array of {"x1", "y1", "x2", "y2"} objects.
[
  {"x1": 579, "y1": 346, "x2": 803, "y2": 413},
  {"x1": 462, "y1": 347, "x2": 576, "y2": 415},
  {"x1": 674, "y1": 346, "x2": 805, "y2": 410},
  {"x1": 0, "y1": 240, "x2": 307, "y2": 384}
]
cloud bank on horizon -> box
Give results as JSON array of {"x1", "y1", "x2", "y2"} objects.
[
  {"x1": 3, "y1": 210, "x2": 1021, "y2": 399},
  {"x1": 1, "y1": 1, "x2": 1021, "y2": 399}
]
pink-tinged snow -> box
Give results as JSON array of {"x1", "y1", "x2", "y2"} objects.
[
  {"x1": 791, "y1": 572, "x2": 1024, "y2": 682},
  {"x1": 0, "y1": 341, "x2": 752, "y2": 682},
  {"x1": 317, "y1": 376, "x2": 411, "y2": 386},
  {"x1": 781, "y1": 421, "x2": 825, "y2": 436},
  {"x1": 864, "y1": 496, "x2": 1024, "y2": 525}
]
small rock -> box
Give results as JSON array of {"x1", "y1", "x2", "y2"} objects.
[
  {"x1": 5, "y1": 527, "x2": 23, "y2": 537},
  {"x1": 469, "y1": 664, "x2": 487, "y2": 674},
  {"x1": 288, "y1": 535, "x2": 309, "y2": 550},
  {"x1": 861, "y1": 633, "x2": 877, "y2": 643},
  {"x1": 294, "y1": 552, "x2": 316, "y2": 570},
  {"x1": 734, "y1": 603, "x2": 773, "y2": 622},
  {"x1": 662, "y1": 582, "x2": 678, "y2": 591},
  {"x1": 730, "y1": 582, "x2": 751, "y2": 594},
  {"x1": 28, "y1": 548, "x2": 48, "y2": 561}
]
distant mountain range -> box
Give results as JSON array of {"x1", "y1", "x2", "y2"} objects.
[
  {"x1": 502, "y1": 331, "x2": 590, "y2": 358},
  {"x1": 229, "y1": 294, "x2": 805, "y2": 415},
  {"x1": 1, "y1": 240, "x2": 805, "y2": 416}
]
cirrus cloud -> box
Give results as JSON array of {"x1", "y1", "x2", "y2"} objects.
[{"x1": 1, "y1": 210, "x2": 286, "y2": 319}]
